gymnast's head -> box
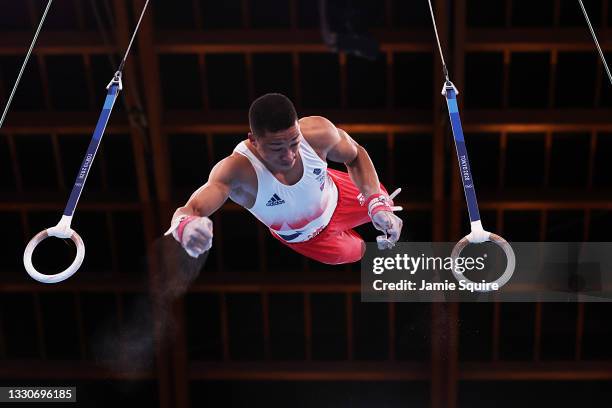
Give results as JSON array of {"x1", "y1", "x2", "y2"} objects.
[{"x1": 248, "y1": 93, "x2": 301, "y2": 170}]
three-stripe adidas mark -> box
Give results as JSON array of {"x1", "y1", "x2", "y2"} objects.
[{"x1": 266, "y1": 193, "x2": 285, "y2": 206}]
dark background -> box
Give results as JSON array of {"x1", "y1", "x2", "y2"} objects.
[{"x1": 1, "y1": 0, "x2": 612, "y2": 407}]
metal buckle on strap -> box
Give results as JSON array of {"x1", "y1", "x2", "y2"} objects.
[
  {"x1": 441, "y1": 80, "x2": 459, "y2": 96},
  {"x1": 106, "y1": 71, "x2": 123, "y2": 90}
]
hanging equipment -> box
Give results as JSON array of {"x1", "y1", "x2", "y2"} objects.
[
  {"x1": 427, "y1": 0, "x2": 516, "y2": 291},
  {"x1": 23, "y1": 0, "x2": 152, "y2": 284}
]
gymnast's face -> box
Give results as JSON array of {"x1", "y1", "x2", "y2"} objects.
[{"x1": 249, "y1": 122, "x2": 302, "y2": 171}]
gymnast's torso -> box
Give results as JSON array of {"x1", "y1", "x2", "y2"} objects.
[{"x1": 231, "y1": 136, "x2": 338, "y2": 243}]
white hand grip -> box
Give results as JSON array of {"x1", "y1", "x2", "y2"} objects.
[
  {"x1": 450, "y1": 233, "x2": 516, "y2": 292},
  {"x1": 23, "y1": 220, "x2": 85, "y2": 284}
]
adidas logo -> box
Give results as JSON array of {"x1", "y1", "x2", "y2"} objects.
[
  {"x1": 313, "y1": 168, "x2": 322, "y2": 175},
  {"x1": 266, "y1": 193, "x2": 285, "y2": 206}
]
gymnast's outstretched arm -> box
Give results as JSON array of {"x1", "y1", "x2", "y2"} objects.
[{"x1": 165, "y1": 156, "x2": 239, "y2": 257}]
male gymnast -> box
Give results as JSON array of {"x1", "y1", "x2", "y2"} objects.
[{"x1": 166, "y1": 93, "x2": 403, "y2": 264}]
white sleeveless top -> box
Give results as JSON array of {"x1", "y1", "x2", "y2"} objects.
[{"x1": 233, "y1": 139, "x2": 338, "y2": 243}]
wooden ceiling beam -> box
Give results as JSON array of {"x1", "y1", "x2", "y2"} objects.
[
  {"x1": 461, "y1": 361, "x2": 612, "y2": 380},
  {"x1": 3, "y1": 28, "x2": 611, "y2": 55},
  {"x1": 3, "y1": 359, "x2": 612, "y2": 381},
  {"x1": 466, "y1": 28, "x2": 612, "y2": 52},
  {"x1": 4, "y1": 110, "x2": 612, "y2": 134},
  {"x1": 189, "y1": 361, "x2": 430, "y2": 381},
  {"x1": 0, "y1": 360, "x2": 155, "y2": 380},
  {"x1": 0, "y1": 201, "x2": 141, "y2": 211}
]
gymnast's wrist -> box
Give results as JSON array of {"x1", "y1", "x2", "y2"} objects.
[
  {"x1": 176, "y1": 215, "x2": 199, "y2": 243},
  {"x1": 165, "y1": 213, "x2": 199, "y2": 242},
  {"x1": 364, "y1": 193, "x2": 393, "y2": 219}
]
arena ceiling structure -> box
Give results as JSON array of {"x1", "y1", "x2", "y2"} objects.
[{"x1": 1, "y1": 0, "x2": 612, "y2": 407}]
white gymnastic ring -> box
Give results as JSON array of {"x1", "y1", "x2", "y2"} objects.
[
  {"x1": 23, "y1": 229, "x2": 85, "y2": 284},
  {"x1": 450, "y1": 233, "x2": 515, "y2": 292}
]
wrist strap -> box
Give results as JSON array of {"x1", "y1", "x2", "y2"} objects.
[
  {"x1": 364, "y1": 193, "x2": 393, "y2": 218},
  {"x1": 177, "y1": 215, "x2": 198, "y2": 242}
]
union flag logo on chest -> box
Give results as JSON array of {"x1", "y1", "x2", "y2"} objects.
[{"x1": 313, "y1": 168, "x2": 325, "y2": 190}]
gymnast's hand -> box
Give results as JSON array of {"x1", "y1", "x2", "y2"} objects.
[
  {"x1": 372, "y1": 210, "x2": 403, "y2": 249},
  {"x1": 165, "y1": 215, "x2": 213, "y2": 258},
  {"x1": 366, "y1": 189, "x2": 403, "y2": 250}
]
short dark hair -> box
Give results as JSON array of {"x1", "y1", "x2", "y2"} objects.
[{"x1": 248, "y1": 93, "x2": 298, "y2": 137}]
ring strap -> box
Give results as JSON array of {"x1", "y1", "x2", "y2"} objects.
[
  {"x1": 443, "y1": 82, "x2": 481, "y2": 224},
  {"x1": 63, "y1": 81, "x2": 121, "y2": 217}
]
